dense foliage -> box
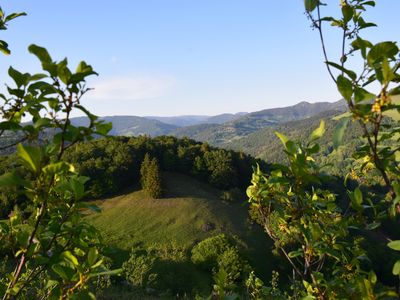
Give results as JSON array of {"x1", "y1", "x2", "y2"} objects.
[
  {"x1": 1, "y1": 1, "x2": 399, "y2": 299},
  {"x1": 191, "y1": 234, "x2": 249, "y2": 286},
  {"x1": 0, "y1": 7, "x2": 117, "y2": 299},
  {"x1": 62, "y1": 135, "x2": 264, "y2": 200},
  {"x1": 243, "y1": 1, "x2": 400, "y2": 299}
]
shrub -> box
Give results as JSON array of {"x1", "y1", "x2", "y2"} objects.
[
  {"x1": 217, "y1": 247, "x2": 248, "y2": 283},
  {"x1": 121, "y1": 243, "x2": 198, "y2": 296},
  {"x1": 191, "y1": 234, "x2": 248, "y2": 285},
  {"x1": 191, "y1": 234, "x2": 232, "y2": 270},
  {"x1": 122, "y1": 251, "x2": 155, "y2": 288}
]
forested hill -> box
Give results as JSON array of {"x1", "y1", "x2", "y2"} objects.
[
  {"x1": 71, "y1": 115, "x2": 178, "y2": 136},
  {"x1": 224, "y1": 110, "x2": 361, "y2": 174},
  {"x1": 145, "y1": 112, "x2": 247, "y2": 127},
  {"x1": 66, "y1": 99, "x2": 346, "y2": 141},
  {"x1": 171, "y1": 100, "x2": 347, "y2": 144},
  {"x1": 224, "y1": 95, "x2": 400, "y2": 175},
  {"x1": 0, "y1": 99, "x2": 346, "y2": 156}
]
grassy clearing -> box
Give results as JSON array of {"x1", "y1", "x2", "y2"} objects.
[{"x1": 87, "y1": 172, "x2": 274, "y2": 288}]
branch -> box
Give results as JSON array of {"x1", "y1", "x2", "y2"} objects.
[
  {"x1": 0, "y1": 135, "x2": 28, "y2": 151},
  {"x1": 316, "y1": 5, "x2": 337, "y2": 84}
]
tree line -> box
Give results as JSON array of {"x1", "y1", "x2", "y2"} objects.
[{"x1": 62, "y1": 135, "x2": 265, "y2": 199}]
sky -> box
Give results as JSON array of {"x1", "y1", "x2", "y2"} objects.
[{"x1": 0, "y1": 1, "x2": 399, "y2": 117}]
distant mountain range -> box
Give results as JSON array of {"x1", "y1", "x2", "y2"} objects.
[
  {"x1": 145, "y1": 112, "x2": 247, "y2": 127},
  {"x1": 171, "y1": 100, "x2": 347, "y2": 145},
  {"x1": 72, "y1": 115, "x2": 179, "y2": 137},
  {"x1": 70, "y1": 99, "x2": 348, "y2": 144},
  {"x1": 3, "y1": 98, "x2": 398, "y2": 170}
]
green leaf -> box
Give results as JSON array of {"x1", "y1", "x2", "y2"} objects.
[
  {"x1": 75, "y1": 105, "x2": 98, "y2": 122},
  {"x1": 388, "y1": 240, "x2": 400, "y2": 251},
  {"x1": 61, "y1": 251, "x2": 79, "y2": 266},
  {"x1": 275, "y1": 131, "x2": 289, "y2": 149},
  {"x1": 8, "y1": 66, "x2": 27, "y2": 88},
  {"x1": 369, "y1": 271, "x2": 377, "y2": 284},
  {"x1": 76, "y1": 61, "x2": 90, "y2": 73},
  {"x1": 88, "y1": 268, "x2": 123, "y2": 278},
  {"x1": 4, "y1": 12, "x2": 26, "y2": 23},
  {"x1": 307, "y1": 143, "x2": 320, "y2": 154},
  {"x1": 367, "y1": 42, "x2": 399, "y2": 66},
  {"x1": 354, "y1": 188, "x2": 363, "y2": 206},
  {"x1": 361, "y1": 1, "x2": 375, "y2": 7},
  {"x1": 15, "y1": 230, "x2": 30, "y2": 248},
  {"x1": 0, "y1": 121, "x2": 22, "y2": 131},
  {"x1": 349, "y1": 188, "x2": 363, "y2": 211},
  {"x1": 17, "y1": 144, "x2": 42, "y2": 173},
  {"x1": 389, "y1": 86, "x2": 400, "y2": 96},
  {"x1": 43, "y1": 162, "x2": 73, "y2": 175},
  {"x1": 382, "y1": 57, "x2": 393, "y2": 83},
  {"x1": 75, "y1": 61, "x2": 98, "y2": 76},
  {"x1": 70, "y1": 290, "x2": 96, "y2": 300},
  {"x1": 0, "y1": 172, "x2": 26, "y2": 187},
  {"x1": 342, "y1": 4, "x2": 353, "y2": 23},
  {"x1": 288, "y1": 249, "x2": 303, "y2": 258},
  {"x1": 302, "y1": 296, "x2": 316, "y2": 300},
  {"x1": 70, "y1": 177, "x2": 85, "y2": 200},
  {"x1": 333, "y1": 117, "x2": 349, "y2": 149},
  {"x1": 310, "y1": 120, "x2": 325, "y2": 141},
  {"x1": 87, "y1": 248, "x2": 98, "y2": 266},
  {"x1": 29, "y1": 73, "x2": 47, "y2": 81},
  {"x1": 354, "y1": 87, "x2": 375, "y2": 103},
  {"x1": 52, "y1": 264, "x2": 75, "y2": 281},
  {"x1": 326, "y1": 61, "x2": 356, "y2": 80},
  {"x1": 90, "y1": 259, "x2": 104, "y2": 269},
  {"x1": 365, "y1": 222, "x2": 380, "y2": 230},
  {"x1": 337, "y1": 75, "x2": 353, "y2": 101},
  {"x1": 324, "y1": 248, "x2": 341, "y2": 260},
  {"x1": 0, "y1": 40, "x2": 11, "y2": 55},
  {"x1": 95, "y1": 121, "x2": 112, "y2": 136},
  {"x1": 57, "y1": 58, "x2": 72, "y2": 84},
  {"x1": 304, "y1": 0, "x2": 319, "y2": 12},
  {"x1": 392, "y1": 260, "x2": 400, "y2": 275},
  {"x1": 28, "y1": 44, "x2": 52, "y2": 64},
  {"x1": 34, "y1": 117, "x2": 52, "y2": 129},
  {"x1": 42, "y1": 61, "x2": 58, "y2": 77},
  {"x1": 351, "y1": 37, "x2": 373, "y2": 59}
]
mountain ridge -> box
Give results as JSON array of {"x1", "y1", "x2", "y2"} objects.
[
  {"x1": 67, "y1": 99, "x2": 347, "y2": 139},
  {"x1": 171, "y1": 99, "x2": 347, "y2": 145}
]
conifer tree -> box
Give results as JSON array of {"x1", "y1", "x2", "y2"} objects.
[
  {"x1": 140, "y1": 153, "x2": 151, "y2": 188},
  {"x1": 140, "y1": 154, "x2": 163, "y2": 198}
]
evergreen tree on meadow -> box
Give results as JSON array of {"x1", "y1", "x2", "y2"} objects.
[{"x1": 140, "y1": 153, "x2": 163, "y2": 198}]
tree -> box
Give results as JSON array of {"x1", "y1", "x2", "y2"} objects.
[
  {"x1": 0, "y1": 6, "x2": 118, "y2": 299},
  {"x1": 204, "y1": 150, "x2": 237, "y2": 189},
  {"x1": 241, "y1": 0, "x2": 400, "y2": 299},
  {"x1": 140, "y1": 154, "x2": 163, "y2": 198},
  {"x1": 245, "y1": 1, "x2": 400, "y2": 298}
]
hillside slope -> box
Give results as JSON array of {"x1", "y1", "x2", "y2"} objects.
[
  {"x1": 172, "y1": 100, "x2": 347, "y2": 145},
  {"x1": 88, "y1": 172, "x2": 272, "y2": 276},
  {"x1": 145, "y1": 112, "x2": 247, "y2": 127},
  {"x1": 72, "y1": 115, "x2": 178, "y2": 136}
]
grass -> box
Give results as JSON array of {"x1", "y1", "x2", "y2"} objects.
[
  {"x1": 87, "y1": 172, "x2": 274, "y2": 297},
  {"x1": 89, "y1": 172, "x2": 269, "y2": 249}
]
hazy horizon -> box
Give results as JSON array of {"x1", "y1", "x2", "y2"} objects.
[{"x1": 1, "y1": 1, "x2": 398, "y2": 117}]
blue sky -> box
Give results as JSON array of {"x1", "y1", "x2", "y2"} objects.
[{"x1": 0, "y1": 1, "x2": 399, "y2": 117}]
